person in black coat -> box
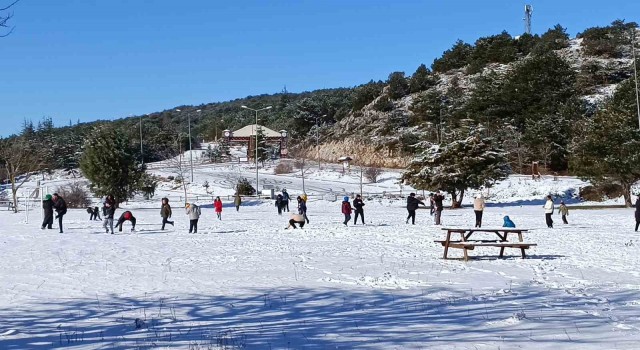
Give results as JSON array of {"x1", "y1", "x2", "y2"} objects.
[
  {"x1": 406, "y1": 193, "x2": 426, "y2": 225},
  {"x1": 635, "y1": 197, "x2": 640, "y2": 232},
  {"x1": 353, "y1": 194, "x2": 365, "y2": 225},
  {"x1": 52, "y1": 193, "x2": 67, "y2": 233},
  {"x1": 41, "y1": 194, "x2": 54, "y2": 230},
  {"x1": 275, "y1": 194, "x2": 285, "y2": 215}
]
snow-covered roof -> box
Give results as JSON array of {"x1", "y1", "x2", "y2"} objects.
[{"x1": 232, "y1": 124, "x2": 282, "y2": 138}]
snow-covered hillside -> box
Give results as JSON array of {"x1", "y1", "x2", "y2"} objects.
[{"x1": 1, "y1": 160, "x2": 639, "y2": 349}]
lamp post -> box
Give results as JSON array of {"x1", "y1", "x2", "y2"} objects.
[
  {"x1": 632, "y1": 28, "x2": 640, "y2": 129},
  {"x1": 316, "y1": 114, "x2": 326, "y2": 170},
  {"x1": 241, "y1": 105, "x2": 272, "y2": 194},
  {"x1": 140, "y1": 115, "x2": 145, "y2": 166},
  {"x1": 176, "y1": 109, "x2": 196, "y2": 182}
]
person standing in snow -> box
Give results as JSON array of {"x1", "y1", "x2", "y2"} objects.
[
  {"x1": 297, "y1": 196, "x2": 307, "y2": 217},
  {"x1": 558, "y1": 201, "x2": 569, "y2": 224},
  {"x1": 233, "y1": 193, "x2": 242, "y2": 211},
  {"x1": 214, "y1": 196, "x2": 223, "y2": 220},
  {"x1": 185, "y1": 203, "x2": 201, "y2": 233},
  {"x1": 473, "y1": 193, "x2": 486, "y2": 228},
  {"x1": 160, "y1": 197, "x2": 174, "y2": 230},
  {"x1": 41, "y1": 194, "x2": 54, "y2": 230},
  {"x1": 275, "y1": 194, "x2": 284, "y2": 215},
  {"x1": 428, "y1": 193, "x2": 435, "y2": 216},
  {"x1": 341, "y1": 196, "x2": 353, "y2": 226},
  {"x1": 635, "y1": 197, "x2": 640, "y2": 232},
  {"x1": 433, "y1": 191, "x2": 445, "y2": 225},
  {"x1": 282, "y1": 189, "x2": 290, "y2": 212},
  {"x1": 353, "y1": 194, "x2": 365, "y2": 225},
  {"x1": 52, "y1": 193, "x2": 67, "y2": 233},
  {"x1": 543, "y1": 195, "x2": 554, "y2": 228},
  {"x1": 406, "y1": 192, "x2": 426, "y2": 225},
  {"x1": 115, "y1": 210, "x2": 136, "y2": 232},
  {"x1": 301, "y1": 194, "x2": 309, "y2": 223},
  {"x1": 103, "y1": 200, "x2": 116, "y2": 234}
]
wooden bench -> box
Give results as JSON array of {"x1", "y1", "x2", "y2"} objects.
[{"x1": 437, "y1": 228, "x2": 536, "y2": 261}]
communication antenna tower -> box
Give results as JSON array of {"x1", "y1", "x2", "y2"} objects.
[{"x1": 524, "y1": 5, "x2": 533, "y2": 34}]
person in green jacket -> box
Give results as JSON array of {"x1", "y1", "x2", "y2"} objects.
[
  {"x1": 234, "y1": 193, "x2": 242, "y2": 211},
  {"x1": 559, "y1": 201, "x2": 569, "y2": 224}
]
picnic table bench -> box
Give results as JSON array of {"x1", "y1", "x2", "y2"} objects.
[{"x1": 435, "y1": 227, "x2": 536, "y2": 261}]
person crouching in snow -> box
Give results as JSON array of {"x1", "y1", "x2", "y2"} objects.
[
  {"x1": 286, "y1": 213, "x2": 306, "y2": 229},
  {"x1": 185, "y1": 203, "x2": 201, "y2": 233},
  {"x1": 503, "y1": 215, "x2": 516, "y2": 228},
  {"x1": 87, "y1": 206, "x2": 101, "y2": 221},
  {"x1": 115, "y1": 211, "x2": 136, "y2": 232},
  {"x1": 213, "y1": 196, "x2": 223, "y2": 220},
  {"x1": 341, "y1": 196, "x2": 353, "y2": 226},
  {"x1": 103, "y1": 200, "x2": 116, "y2": 234}
]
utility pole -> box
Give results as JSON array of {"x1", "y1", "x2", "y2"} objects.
[
  {"x1": 632, "y1": 28, "x2": 640, "y2": 129},
  {"x1": 139, "y1": 115, "x2": 144, "y2": 166}
]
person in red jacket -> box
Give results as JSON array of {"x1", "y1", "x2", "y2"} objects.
[
  {"x1": 214, "y1": 196, "x2": 223, "y2": 220},
  {"x1": 341, "y1": 196, "x2": 353, "y2": 226}
]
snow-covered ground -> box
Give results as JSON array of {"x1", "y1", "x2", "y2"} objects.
[{"x1": 1, "y1": 160, "x2": 640, "y2": 349}]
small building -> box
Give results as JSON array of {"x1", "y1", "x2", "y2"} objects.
[{"x1": 224, "y1": 124, "x2": 288, "y2": 159}]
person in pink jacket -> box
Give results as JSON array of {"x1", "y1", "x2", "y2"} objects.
[{"x1": 213, "y1": 196, "x2": 223, "y2": 220}]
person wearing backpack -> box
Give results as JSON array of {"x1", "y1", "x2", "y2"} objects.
[
  {"x1": 341, "y1": 196, "x2": 353, "y2": 226},
  {"x1": 115, "y1": 211, "x2": 136, "y2": 232},
  {"x1": 185, "y1": 203, "x2": 201, "y2": 233}
]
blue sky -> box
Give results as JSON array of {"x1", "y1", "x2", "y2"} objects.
[{"x1": 1, "y1": 0, "x2": 638, "y2": 136}]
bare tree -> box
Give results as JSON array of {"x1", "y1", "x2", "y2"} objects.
[
  {"x1": 1, "y1": 0, "x2": 20, "y2": 37},
  {"x1": 288, "y1": 146, "x2": 313, "y2": 194},
  {"x1": 164, "y1": 134, "x2": 191, "y2": 204},
  {"x1": 0, "y1": 135, "x2": 46, "y2": 212}
]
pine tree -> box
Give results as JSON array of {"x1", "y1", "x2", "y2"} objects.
[
  {"x1": 409, "y1": 64, "x2": 438, "y2": 93},
  {"x1": 402, "y1": 126, "x2": 510, "y2": 207},
  {"x1": 255, "y1": 126, "x2": 269, "y2": 165},
  {"x1": 387, "y1": 72, "x2": 410, "y2": 100},
  {"x1": 79, "y1": 127, "x2": 145, "y2": 204}
]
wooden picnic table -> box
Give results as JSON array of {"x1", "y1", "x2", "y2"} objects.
[{"x1": 435, "y1": 227, "x2": 536, "y2": 261}]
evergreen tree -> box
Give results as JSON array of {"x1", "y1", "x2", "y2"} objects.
[
  {"x1": 255, "y1": 126, "x2": 269, "y2": 165},
  {"x1": 387, "y1": 72, "x2": 410, "y2": 100},
  {"x1": 79, "y1": 127, "x2": 145, "y2": 204},
  {"x1": 401, "y1": 126, "x2": 510, "y2": 207},
  {"x1": 571, "y1": 80, "x2": 640, "y2": 206},
  {"x1": 432, "y1": 40, "x2": 474, "y2": 73},
  {"x1": 409, "y1": 64, "x2": 438, "y2": 93}
]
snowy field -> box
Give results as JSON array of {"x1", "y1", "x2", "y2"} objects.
[{"x1": 1, "y1": 158, "x2": 640, "y2": 349}]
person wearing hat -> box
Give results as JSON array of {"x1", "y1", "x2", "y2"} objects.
[
  {"x1": 406, "y1": 193, "x2": 426, "y2": 225},
  {"x1": 341, "y1": 196, "x2": 353, "y2": 226},
  {"x1": 115, "y1": 210, "x2": 136, "y2": 233},
  {"x1": 301, "y1": 193, "x2": 309, "y2": 223},
  {"x1": 185, "y1": 203, "x2": 201, "y2": 233},
  {"x1": 41, "y1": 194, "x2": 54, "y2": 230},
  {"x1": 52, "y1": 193, "x2": 67, "y2": 233},
  {"x1": 353, "y1": 194, "x2": 365, "y2": 225},
  {"x1": 473, "y1": 193, "x2": 486, "y2": 228}
]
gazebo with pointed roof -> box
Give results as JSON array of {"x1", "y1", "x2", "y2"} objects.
[{"x1": 223, "y1": 124, "x2": 288, "y2": 159}]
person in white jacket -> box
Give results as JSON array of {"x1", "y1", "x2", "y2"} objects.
[
  {"x1": 543, "y1": 195, "x2": 554, "y2": 228},
  {"x1": 185, "y1": 203, "x2": 201, "y2": 233},
  {"x1": 473, "y1": 193, "x2": 486, "y2": 228}
]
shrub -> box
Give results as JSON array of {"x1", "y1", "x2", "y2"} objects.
[
  {"x1": 236, "y1": 178, "x2": 256, "y2": 196},
  {"x1": 373, "y1": 95, "x2": 394, "y2": 112},
  {"x1": 139, "y1": 173, "x2": 159, "y2": 200},
  {"x1": 56, "y1": 182, "x2": 91, "y2": 208},
  {"x1": 364, "y1": 167, "x2": 384, "y2": 183},
  {"x1": 274, "y1": 162, "x2": 293, "y2": 174}
]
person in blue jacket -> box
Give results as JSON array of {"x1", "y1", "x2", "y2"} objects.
[{"x1": 503, "y1": 215, "x2": 516, "y2": 228}]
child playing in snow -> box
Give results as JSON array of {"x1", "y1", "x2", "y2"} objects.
[
  {"x1": 503, "y1": 215, "x2": 516, "y2": 228},
  {"x1": 115, "y1": 211, "x2": 136, "y2": 232},
  {"x1": 559, "y1": 201, "x2": 569, "y2": 224},
  {"x1": 214, "y1": 197, "x2": 223, "y2": 220},
  {"x1": 341, "y1": 196, "x2": 352, "y2": 226}
]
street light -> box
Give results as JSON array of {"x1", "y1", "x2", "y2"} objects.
[
  {"x1": 176, "y1": 109, "x2": 196, "y2": 182},
  {"x1": 241, "y1": 105, "x2": 272, "y2": 195},
  {"x1": 316, "y1": 114, "x2": 326, "y2": 170}
]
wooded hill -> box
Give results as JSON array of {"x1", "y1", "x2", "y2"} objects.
[{"x1": 5, "y1": 20, "x2": 640, "y2": 176}]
